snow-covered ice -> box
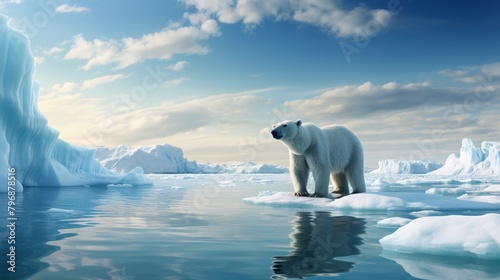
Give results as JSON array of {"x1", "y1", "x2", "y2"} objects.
[
  {"x1": 380, "y1": 214, "x2": 500, "y2": 260},
  {"x1": 377, "y1": 217, "x2": 412, "y2": 227},
  {"x1": 431, "y1": 138, "x2": 500, "y2": 176},
  {"x1": 409, "y1": 210, "x2": 443, "y2": 217},
  {"x1": 371, "y1": 159, "x2": 443, "y2": 174},
  {"x1": 458, "y1": 194, "x2": 500, "y2": 205},
  {"x1": 425, "y1": 187, "x2": 466, "y2": 196},
  {"x1": 243, "y1": 191, "x2": 499, "y2": 211},
  {"x1": 370, "y1": 178, "x2": 390, "y2": 186},
  {"x1": 484, "y1": 184, "x2": 500, "y2": 194},
  {"x1": 0, "y1": 16, "x2": 151, "y2": 191}
]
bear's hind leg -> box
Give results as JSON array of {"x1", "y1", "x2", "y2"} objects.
[
  {"x1": 331, "y1": 172, "x2": 349, "y2": 197},
  {"x1": 346, "y1": 168, "x2": 366, "y2": 194}
]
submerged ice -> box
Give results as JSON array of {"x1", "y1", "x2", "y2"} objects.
[{"x1": 0, "y1": 16, "x2": 151, "y2": 191}]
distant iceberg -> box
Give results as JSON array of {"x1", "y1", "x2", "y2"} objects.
[
  {"x1": 0, "y1": 15, "x2": 152, "y2": 191},
  {"x1": 371, "y1": 159, "x2": 443, "y2": 174},
  {"x1": 95, "y1": 144, "x2": 202, "y2": 174},
  {"x1": 430, "y1": 138, "x2": 500, "y2": 176},
  {"x1": 94, "y1": 144, "x2": 288, "y2": 174}
]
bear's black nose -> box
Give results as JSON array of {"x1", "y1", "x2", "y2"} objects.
[{"x1": 271, "y1": 130, "x2": 277, "y2": 137}]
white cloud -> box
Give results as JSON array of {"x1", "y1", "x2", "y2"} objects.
[
  {"x1": 439, "y1": 62, "x2": 500, "y2": 84},
  {"x1": 282, "y1": 80, "x2": 500, "y2": 167},
  {"x1": 181, "y1": 0, "x2": 393, "y2": 37},
  {"x1": 45, "y1": 47, "x2": 64, "y2": 56},
  {"x1": 34, "y1": 56, "x2": 45, "y2": 64},
  {"x1": 46, "y1": 74, "x2": 126, "y2": 95},
  {"x1": 168, "y1": 61, "x2": 189, "y2": 71},
  {"x1": 38, "y1": 87, "x2": 279, "y2": 147},
  {"x1": 64, "y1": 35, "x2": 121, "y2": 70},
  {"x1": 81, "y1": 74, "x2": 127, "y2": 89},
  {"x1": 39, "y1": 92, "x2": 108, "y2": 143},
  {"x1": 283, "y1": 81, "x2": 498, "y2": 121},
  {"x1": 0, "y1": 0, "x2": 21, "y2": 9},
  {"x1": 164, "y1": 77, "x2": 189, "y2": 88},
  {"x1": 64, "y1": 19, "x2": 220, "y2": 69},
  {"x1": 51, "y1": 82, "x2": 79, "y2": 93},
  {"x1": 55, "y1": 4, "x2": 90, "y2": 13},
  {"x1": 0, "y1": 0, "x2": 22, "y2": 6}
]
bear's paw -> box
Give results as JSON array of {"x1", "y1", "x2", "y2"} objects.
[{"x1": 293, "y1": 191, "x2": 309, "y2": 197}]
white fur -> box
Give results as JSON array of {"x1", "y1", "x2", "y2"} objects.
[{"x1": 271, "y1": 120, "x2": 366, "y2": 197}]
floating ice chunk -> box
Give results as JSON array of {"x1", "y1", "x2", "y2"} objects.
[
  {"x1": 380, "y1": 214, "x2": 500, "y2": 260},
  {"x1": 377, "y1": 217, "x2": 412, "y2": 227},
  {"x1": 217, "y1": 180, "x2": 236, "y2": 188},
  {"x1": 458, "y1": 194, "x2": 500, "y2": 205},
  {"x1": 397, "y1": 178, "x2": 461, "y2": 185},
  {"x1": 371, "y1": 178, "x2": 390, "y2": 186},
  {"x1": 410, "y1": 210, "x2": 443, "y2": 217},
  {"x1": 244, "y1": 192, "x2": 499, "y2": 211},
  {"x1": 484, "y1": 185, "x2": 500, "y2": 193},
  {"x1": 425, "y1": 188, "x2": 466, "y2": 196}
]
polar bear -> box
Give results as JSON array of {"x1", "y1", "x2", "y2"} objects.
[{"x1": 271, "y1": 120, "x2": 365, "y2": 198}]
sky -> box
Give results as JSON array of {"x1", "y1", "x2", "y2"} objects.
[{"x1": 1, "y1": 0, "x2": 499, "y2": 168}]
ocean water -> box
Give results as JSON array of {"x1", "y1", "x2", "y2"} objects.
[{"x1": 0, "y1": 174, "x2": 499, "y2": 280}]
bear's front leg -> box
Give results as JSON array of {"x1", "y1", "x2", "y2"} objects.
[
  {"x1": 290, "y1": 153, "x2": 309, "y2": 196},
  {"x1": 311, "y1": 166, "x2": 330, "y2": 198}
]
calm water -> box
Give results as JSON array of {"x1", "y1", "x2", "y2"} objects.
[{"x1": 0, "y1": 174, "x2": 499, "y2": 280}]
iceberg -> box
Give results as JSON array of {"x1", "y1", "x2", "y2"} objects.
[
  {"x1": 371, "y1": 159, "x2": 443, "y2": 174},
  {"x1": 431, "y1": 138, "x2": 500, "y2": 176},
  {"x1": 94, "y1": 144, "x2": 202, "y2": 174},
  {"x1": 94, "y1": 144, "x2": 289, "y2": 174},
  {"x1": 380, "y1": 214, "x2": 500, "y2": 260},
  {"x1": 0, "y1": 15, "x2": 152, "y2": 191}
]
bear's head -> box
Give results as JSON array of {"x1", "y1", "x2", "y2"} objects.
[{"x1": 271, "y1": 120, "x2": 302, "y2": 140}]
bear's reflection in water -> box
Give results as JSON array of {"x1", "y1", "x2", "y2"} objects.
[{"x1": 272, "y1": 212, "x2": 366, "y2": 279}]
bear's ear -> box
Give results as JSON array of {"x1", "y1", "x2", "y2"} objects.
[{"x1": 296, "y1": 120, "x2": 302, "y2": 127}]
